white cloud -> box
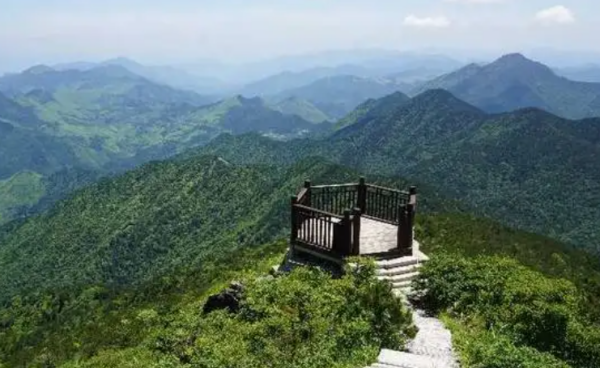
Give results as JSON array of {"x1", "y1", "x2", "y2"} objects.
[
  {"x1": 403, "y1": 15, "x2": 451, "y2": 28},
  {"x1": 535, "y1": 5, "x2": 575, "y2": 25}
]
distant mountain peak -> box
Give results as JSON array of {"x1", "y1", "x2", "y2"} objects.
[
  {"x1": 411, "y1": 89, "x2": 483, "y2": 114},
  {"x1": 489, "y1": 53, "x2": 555, "y2": 77},
  {"x1": 23, "y1": 65, "x2": 55, "y2": 75},
  {"x1": 496, "y1": 53, "x2": 530, "y2": 63},
  {"x1": 102, "y1": 57, "x2": 143, "y2": 69}
]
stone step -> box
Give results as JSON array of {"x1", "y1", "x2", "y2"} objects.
[
  {"x1": 393, "y1": 283, "x2": 412, "y2": 291},
  {"x1": 377, "y1": 263, "x2": 422, "y2": 277},
  {"x1": 376, "y1": 255, "x2": 428, "y2": 270},
  {"x1": 376, "y1": 349, "x2": 457, "y2": 368},
  {"x1": 378, "y1": 271, "x2": 420, "y2": 284}
]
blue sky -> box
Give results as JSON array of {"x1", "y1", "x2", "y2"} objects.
[{"x1": 0, "y1": 0, "x2": 598, "y2": 70}]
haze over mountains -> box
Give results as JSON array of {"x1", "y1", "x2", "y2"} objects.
[
  {"x1": 412, "y1": 53, "x2": 600, "y2": 120},
  {"x1": 2, "y1": 51, "x2": 600, "y2": 227},
  {"x1": 2, "y1": 45, "x2": 600, "y2": 368}
]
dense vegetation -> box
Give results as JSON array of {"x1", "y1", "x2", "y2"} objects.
[
  {"x1": 412, "y1": 53, "x2": 600, "y2": 120},
  {"x1": 200, "y1": 90, "x2": 600, "y2": 254},
  {"x1": 414, "y1": 214, "x2": 600, "y2": 367},
  {"x1": 0, "y1": 153, "x2": 458, "y2": 367},
  {"x1": 270, "y1": 96, "x2": 333, "y2": 123},
  {"x1": 0, "y1": 141, "x2": 599, "y2": 367},
  {"x1": 0, "y1": 66, "x2": 333, "y2": 223}
]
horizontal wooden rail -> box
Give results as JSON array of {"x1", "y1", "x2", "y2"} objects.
[
  {"x1": 293, "y1": 204, "x2": 344, "y2": 220},
  {"x1": 311, "y1": 183, "x2": 358, "y2": 189},
  {"x1": 291, "y1": 179, "x2": 417, "y2": 259},
  {"x1": 365, "y1": 183, "x2": 409, "y2": 196}
]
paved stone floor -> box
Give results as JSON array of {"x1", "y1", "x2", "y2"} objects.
[
  {"x1": 298, "y1": 217, "x2": 400, "y2": 254},
  {"x1": 359, "y1": 217, "x2": 398, "y2": 254}
]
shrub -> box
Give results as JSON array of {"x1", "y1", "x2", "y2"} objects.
[
  {"x1": 154, "y1": 259, "x2": 414, "y2": 368},
  {"x1": 414, "y1": 253, "x2": 600, "y2": 367}
]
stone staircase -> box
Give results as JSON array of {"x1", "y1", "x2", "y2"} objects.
[
  {"x1": 365, "y1": 248, "x2": 460, "y2": 368},
  {"x1": 281, "y1": 245, "x2": 460, "y2": 368},
  {"x1": 375, "y1": 246, "x2": 429, "y2": 296}
]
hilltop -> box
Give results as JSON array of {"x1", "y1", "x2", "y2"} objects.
[{"x1": 412, "y1": 53, "x2": 600, "y2": 119}]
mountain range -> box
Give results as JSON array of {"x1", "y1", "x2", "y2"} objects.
[
  {"x1": 201, "y1": 89, "x2": 600, "y2": 253},
  {"x1": 53, "y1": 57, "x2": 232, "y2": 95},
  {"x1": 3, "y1": 52, "x2": 600, "y2": 241},
  {"x1": 412, "y1": 53, "x2": 600, "y2": 120},
  {"x1": 1, "y1": 50, "x2": 600, "y2": 368},
  {"x1": 269, "y1": 75, "x2": 411, "y2": 119},
  {"x1": 0, "y1": 65, "x2": 333, "y2": 223}
]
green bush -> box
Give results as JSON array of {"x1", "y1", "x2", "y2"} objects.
[
  {"x1": 414, "y1": 253, "x2": 600, "y2": 367},
  {"x1": 153, "y1": 259, "x2": 414, "y2": 368}
]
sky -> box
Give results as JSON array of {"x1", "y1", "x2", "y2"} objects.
[{"x1": 0, "y1": 0, "x2": 598, "y2": 71}]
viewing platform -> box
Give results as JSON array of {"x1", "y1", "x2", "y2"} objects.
[{"x1": 290, "y1": 178, "x2": 423, "y2": 262}]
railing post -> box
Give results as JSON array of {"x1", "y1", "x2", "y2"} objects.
[
  {"x1": 343, "y1": 209, "x2": 352, "y2": 256},
  {"x1": 397, "y1": 204, "x2": 412, "y2": 256},
  {"x1": 405, "y1": 203, "x2": 414, "y2": 256},
  {"x1": 352, "y1": 207, "x2": 361, "y2": 256},
  {"x1": 357, "y1": 177, "x2": 367, "y2": 214},
  {"x1": 290, "y1": 196, "x2": 298, "y2": 245},
  {"x1": 409, "y1": 186, "x2": 417, "y2": 208},
  {"x1": 304, "y1": 179, "x2": 312, "y2": 207}
]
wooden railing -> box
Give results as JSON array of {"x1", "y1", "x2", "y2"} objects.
[{"x1": 291, "y1": 178, "x2": 417, "y2": 258}]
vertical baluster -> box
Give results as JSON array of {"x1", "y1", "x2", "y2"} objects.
[
  {"x1": 376, "y1": 188, "x2": 381, "y2": 219},
  {"x1": 384, "y1": 191, "x2": 389, "y2": 222},
  {"x1": 319, "y1": 214, "x2": 324, "y2": 249}
]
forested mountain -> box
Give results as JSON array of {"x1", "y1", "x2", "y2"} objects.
[
  {"x1": 334, "y1": 91, "x2": 411, "y2": 130},
  {"x1": 270, "y1": 96, "x2": 333, "y2": 123},
  {"x1": 0, "y1": 151, "x2": 599, "y2": 368},
  {"x1": 201, "y1": 90, "x2": 600, "y2": 252},
  {"x1": 412, "y1": 53, "x2": 600, "y2": 119},
  {"x1": 0, "y1": 68, "x2": 328, "y2": 224},
  {"x1": 0, "y1": 153, "x2": 457, "y2": 367},
  {"x1": 271, "y1": 75, "x2": 411, "y2": 119}
]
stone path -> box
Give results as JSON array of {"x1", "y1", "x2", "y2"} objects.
[{"x1": 364, "y1": 253, "x2": 460, "y2": 368}]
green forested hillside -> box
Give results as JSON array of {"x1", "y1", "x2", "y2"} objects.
[
  {"x1": 200, "y1": 90, "x2": 600, "y2": 253},
  {"x1": 412, "y1": 53, "x2": 600, "y2": 120},
  {"x1": 0, "y1": 153, "x2": 459, "y2": 367},
  {"x1": 0, "y1": 151, "x2": 599, "y2": 367},
  {"x1": 270, "y1": 96, "x2": 333, "y2": 123},
  {"x1": 0, "y1": 67, "x2": 329, "y2": 224},
  {"x1": 414, "y1": 215, "x2": 600, "y2": 367}
]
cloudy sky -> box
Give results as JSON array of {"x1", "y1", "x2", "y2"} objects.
[{"x1": 0, "y1": 0, "x2": 597, "y2": 70}]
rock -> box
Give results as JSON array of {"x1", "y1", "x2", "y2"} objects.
[{"x1": 202, "y1": 281, "x2": 245, "y2": 315}]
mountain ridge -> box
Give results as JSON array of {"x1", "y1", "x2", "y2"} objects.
[
  {"x1": 201, "y1": 90, "x2": 600, "y2": 252},
  {"x1": 412, "y1": 53, "x2": 600, "y2": 119}
]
